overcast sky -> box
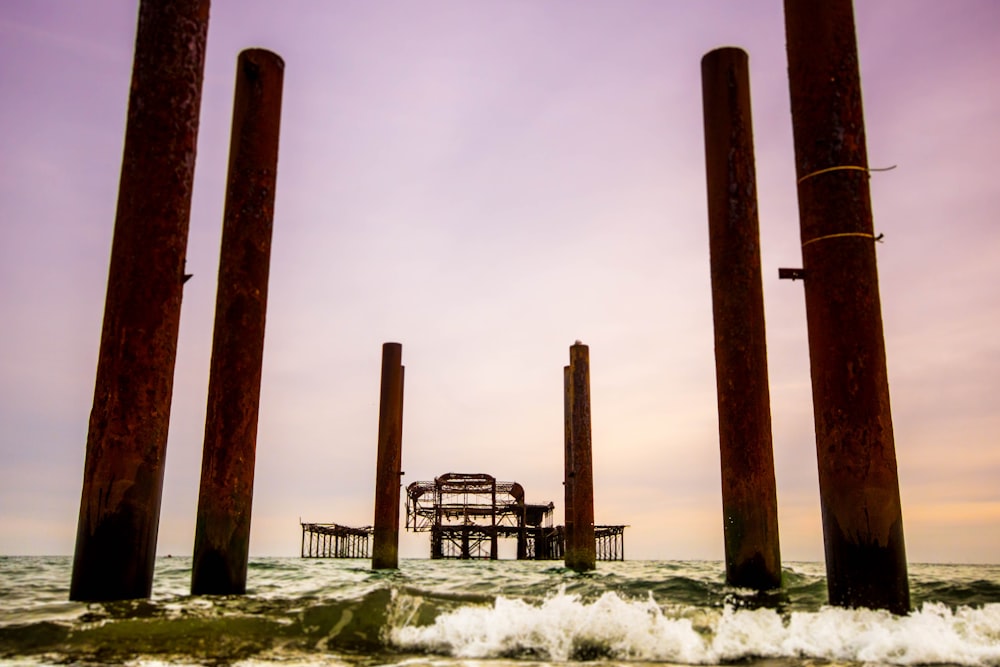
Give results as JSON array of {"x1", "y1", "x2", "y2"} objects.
[{"x1": 1, "y1": 0, "x2": 998, "y2": 564}]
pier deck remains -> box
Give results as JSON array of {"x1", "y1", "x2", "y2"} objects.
[
  {"x1": 300, "y1": 523, "x2": 373, "y2": 558},
  {"x1": 300, "y1": 473, "x2": 625, "y2": 560}
]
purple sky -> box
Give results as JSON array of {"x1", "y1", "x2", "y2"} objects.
[{"x1": 1, "y1": 0, "x2": 998, "y2": 563}]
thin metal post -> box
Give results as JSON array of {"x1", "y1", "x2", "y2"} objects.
[
  {"x1": 70, "y1": 0, "x2": 210, "y2": 602},
  {"x1": 784, "y1": 0, "x2": 909, "y2": 613},
  {"x1": 701, "y1": 47, "x2": 782, "y2": 590},
  {"x1": 562, "y1": 365, "x2": 575, "y2": 558},
  {"x1": 372, "y1": 342, "x2": 404, "y2": 569},
  {"x1": 565, "y1": 342, "x2": 596, "y2": 571},
  {"x1": 191, "y1": 48, "x2": 284, "y2": 596}
]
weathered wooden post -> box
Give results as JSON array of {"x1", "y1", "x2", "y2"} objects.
[
  {"x1": 565, "y1": 342, "x2": 596, "y2": 571},
  {"x1": 783, "y1": 0, "x2": 909, "y2": 613},
  {"x1": 372, "y1": 342, "x2": 404, "y2": 569},
  {"x1": 190, "y1": 48, "x2": 284, "y2": 595},
  {"x1": 70, "y1": 0, "x2": 210, "y2": 602},
  {"x1": 701, "y1": 47, "x2": 782, "y2": 591}
]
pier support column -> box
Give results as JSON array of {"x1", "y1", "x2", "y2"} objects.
[
  {"x1": 565, "y1": 342, "x2": 596, "y2": 571},
  {"x1": 372, "y1": 342, "x2": 404, "y2": 569},
  {"x1": 562, "y1": 365, "x2": 575, "y2": 558},
  {"x1": 70, "y1": 0, "x2": 210, "y2": 602},
  {"x1": 191, "y1": 49, "x2": 284, "y2": 595},
  {"x1": 701, "y1": 47, "x2": 782, "y2": 591},
  {"x1": 784, "y1": 0, "x2": 909, "y2": 613}
]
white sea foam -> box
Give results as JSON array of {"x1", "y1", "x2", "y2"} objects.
[{"x1": 391, "y1": 590, "x2": 1000, "y2": 666}]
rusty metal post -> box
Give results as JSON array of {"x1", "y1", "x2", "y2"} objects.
[
  {"x1": 396, "y1": 366, "x2": 405, "y2": 538},
  {"x1": 701, "y1": 47, "x2": 782, "y2": 591},
  {"x1": 565, "y1": 343, "x2": 595, "y2": 571},
  {"x1": 70, "y1": 0, "x2": 210, "y2": 602},
  {"x1": 190, "y1": 49, "x2": 284, "y2": 595},
  {"x1": 784, "y1": 0, "x2": 909, "y2": 613},
  {"x1": 562, "y1": 365, "x2": 575, "y2": 558},
  {"x1": 372, "y1": 343, "x2": 404, "y2": 569}
]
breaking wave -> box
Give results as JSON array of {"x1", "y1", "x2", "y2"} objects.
[
  {"x1": 1, "y1": 558, "x2": 998, "y2": 666},
  {"x1": 391, "y1": 588, "x2": 1000, "y2": 665}
]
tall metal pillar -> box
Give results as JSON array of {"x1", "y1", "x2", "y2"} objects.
[
  {"x1": 565, "y1": 342, "x2": 596, "y2": 571},
  {"x1": 372, "y1": 342, "x2": 404, "y2": 569},
  {"x1": 190, "y1": 48, "x2": 284, "y2": 596},
  {"x1": 70, "y1": 0, "x2": 211, "y2": 602},
  {"x1": 701, "y1": 47, "x2": 782, "y2": 590},
  {"x1": 784, "y1": 0, "x2": 909, "y2": 613},
  {"x1": 562, "y1": 365, "x2": 575, "y2": 558}
]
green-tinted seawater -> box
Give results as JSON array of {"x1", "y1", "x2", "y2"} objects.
[{"x1": 0, "y1": 557, "x2": 998, "y2": 666}]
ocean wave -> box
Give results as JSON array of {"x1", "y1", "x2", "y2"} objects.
[
  {"x1": 2, "y1": 558, "x2": 998, "y2": 666},
  {"x1": 391, "y1": 589, "x2": 1000, "y2": 666}
]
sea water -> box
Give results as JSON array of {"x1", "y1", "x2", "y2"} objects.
[{"x1": 0, "y1": 557, "x2": 998, "y2": 666}]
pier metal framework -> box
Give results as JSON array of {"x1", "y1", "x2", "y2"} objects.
[
  {"x1": 406, "y1": 472, "x2": 556, "y2": 559},
  {"x1": 595, "y1": 525, "x2": 626, "y2": 561},
  {"x1": 405, "y1": 472, "x2": 625, "y2": 561},
  {"x1": 300, "y1": 523, "x2": 373, "y2": 558}
]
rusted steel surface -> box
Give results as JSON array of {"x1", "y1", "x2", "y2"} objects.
[
  {"x1": 191, "y1": 49, "x2": 285, "y2": 596},
  {"x1": 784, "y1": 0, "x2": 909, "y2": 613},
  {"x1": 372, "y1": 343, "x2": 404, "y2": 569},
  {"x1": 701, "y1": 47, "x2": 782, "y2": 591},
  {"x1": 70, "y1": 0, "x2": 210, "y2": 602},
  {"x1": 562, "y1": 365, "x2": 575, "y2": 556},
  {"x1": 394, "y1": 367, "x2": 405, "y2": 540},
  {"x1": 565, "y1": 343, "x2": 596, "y2": 571}
]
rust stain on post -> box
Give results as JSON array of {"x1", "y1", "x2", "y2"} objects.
[
  {"x1": 372, "y1": 343, "x2": 404, "y2": 569},
  {"x1": 191, "y1": 48, "x2": 285, "y2": 595},
  {"x1": 70, "y1": 0, "x2": 211, "y2": 602},
  {"x1": 562, "y1": 365, "x2": 575, "y2": 555},
  {"x1": 784, "y1": 0, "x2": 909, "y2": 613},
  {"x1": 565, "y1": 343, "x2": 595, "y2": 571},
  {"x1": 701, "y1": 47, "x2": 782, "y2": 591}
]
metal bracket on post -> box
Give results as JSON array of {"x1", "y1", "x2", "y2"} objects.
[{"x1": 778, "y1": 268, "x2": 806, "y2": 281}]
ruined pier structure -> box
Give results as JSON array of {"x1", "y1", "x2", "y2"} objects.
[
  {"x1": 701, "y1": 47, "x2": 782, "y2": 591},
  {"x1": 358, "y1": 343, "x2": 615, "y2": 570},
  {"x1": 564, "y1": 343, "x2": 597, "y2": 571},
  {"x1": 699, "y1": 0, "x2": 910, "y2": 612},
  {"x1": 71, "y1": 0, "x2": 211, "y2": 602},
  {"x1": 191, "y1": 47, "x2": 284, "y2": 596},
  {"x1": 404, "y1": 472, "x2": 625, "y2": 561},
  {"x1": 73, "y1": 0, "x2": 908, "y2": 613},
  {"x1": 783, "y1": 0, "x2": 909, "y2": 613},
  {"x1": 371, "y1": 342, "x2": 405, "y2": 569},
  {"x1": 71, "y1": 0, "x2": 286, "y2": 601},
  {"x1": 301, "y1": 523, "x2": 373, "y2": 559}
]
